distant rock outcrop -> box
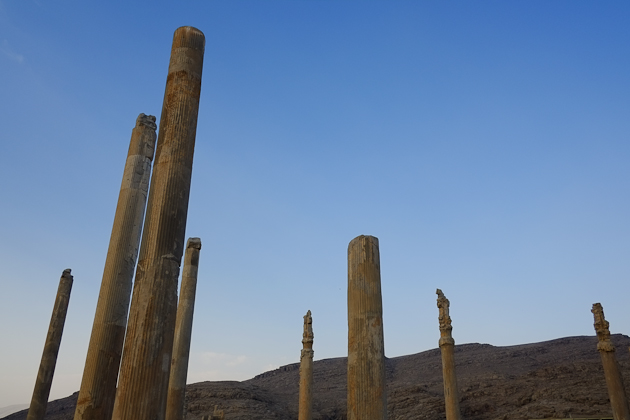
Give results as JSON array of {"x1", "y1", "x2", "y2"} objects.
[{"x1": 5, "y1": 335, "x2": 629, "y2": 420}]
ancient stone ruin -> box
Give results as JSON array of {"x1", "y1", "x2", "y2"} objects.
[
  {"x1": 437, "y1": 289, "x2": 462, "y2": 420},
  {"x1": 26, "y1": 269, "x2": 74, "y2": 420},
  {"x1": 299, "y1": 310, "x2": 314, "y2": 420},
  {"x1": 347, "y1": 235, "x2": 387, "y2": 420},
  {"x1": 18, "y1": 18, "x2": 630, "y2": 420},
  {"x1": 111, "y1": 26, "x2": 205, "y2": 420},
  {"x1": 592, "y1": 303, "x2": 630, "y2": 420},
  {"x1": 166, "y1": 238, "x2": 203, "y2": 420},
  {"x1": 74, "y1": 113, "x2": 157, "y2": 420}
]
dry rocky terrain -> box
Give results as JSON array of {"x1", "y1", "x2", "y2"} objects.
[{"x1": 5, "y1": 334, "x2": 629, "y2": 420}]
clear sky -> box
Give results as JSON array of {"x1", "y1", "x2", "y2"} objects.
[{"x1": 1, "y1": 0, "x2": 629, "y2": 409}]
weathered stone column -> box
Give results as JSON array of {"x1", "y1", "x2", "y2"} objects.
[
  {"x1": 437, "y1": 289, "x2": 462, "y2": 420},
  {"x1": 112, "y1": 26, "x2": 205, "y2": 420},
  {"x1": 165, "y1": 238, "x2": 202, "y2": 420},
  {"x1": 347, "y1": 235, "x2": 387, "y2": 420},
  {"x1": 74, "y1": 114, "x2": 157, "y2": 420},
  {"x1": 592, "y1": 303, "x2": 630, "y2": 420},
  {"x1": 27, "y1": 269, "x2": 74, "y2": 420},
  {"x1": 298, "y1": 310, "x2": 314, "y2": 420}
]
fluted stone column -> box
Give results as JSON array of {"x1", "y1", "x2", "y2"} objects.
[
  {"x1": 74, "y1": 114, "x2": 157, "y2": 420},
  {"x1": 592, "y1": 303, "x2": 630, "y2": 420},
  {"x1": 437, "y1": 289, "x2": 462, "y2": 420},
  {"x1": 27, "y1": 269, "x2": 74, "y2": 420},
  {"x1": 298, "y1": 310, "x2": 314, "y2": 420},
  {"x1": 165, "y1": 238, "x2": 202, "y2": 420},
  {"x1": 112, "y1": 26, "x2": 205, "y2": 420},
  {"x1": 347, "y1": 235, "x2": 387, "y2": 420}
]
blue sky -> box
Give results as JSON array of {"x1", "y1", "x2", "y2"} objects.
[{"x1": 1, "y1": 0, "x2": 629, "y2": 409}]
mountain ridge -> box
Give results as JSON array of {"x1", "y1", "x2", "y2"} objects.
[{"x1": 4, "y1": 334, "x2": 629, "y2": 420}]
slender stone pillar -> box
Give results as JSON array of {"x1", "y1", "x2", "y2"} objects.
[
  {"x1": 347, "y1": 235, "x2": 387, "y2": 420},
  {"x1": 165, "y1": 238, "x2": 202, "y2": 420},
  {"x1": 112, "y1": 26, "x2": 205, "y2": 420},
  {"x1": 27, "y1": 269, "x2": 74, "y2": 420},
  {"x1": 592, "y1": 303, "x2": 630, "y2": 420},
  {"x1": 74, "y1": 114, "x2": 157, "y2": 420},
  {"x1": 298, "y1": 310, "x2": 314, "y2": 420},
  {"x1": 437, "y1": 289, "x2": 462, "y2": 420}
]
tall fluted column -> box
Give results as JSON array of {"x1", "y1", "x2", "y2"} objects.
[
  {"x1": 347, "y1": 235, "x2": 387, "y2": 420},
  {"x1": 112, "y1": 26, "x2": 205, "y2": 420},
  {"x1": 437, "y1": 289, "x2": 462, "y2": 420},
  {"x1": 592, "y1": 303, "x2": 630, "y2": 420},
  {"x1": 27, "y1": 269, "x2": 74, "y2": 420},
  {"x1": 298, "y1": 310, "x2": 314, "y2": 420},
  {"x1": 165, "y1": 238, "x2": 202, "y2": 420},
  {"x1": 74, "y1": 114, "x2": 157, "y2": 420}
]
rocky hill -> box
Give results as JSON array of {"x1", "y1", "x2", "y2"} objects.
[{"x1": 5, "y1": 334, "x2": 630, "y2": 420}]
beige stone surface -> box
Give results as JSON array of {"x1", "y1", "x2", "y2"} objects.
[
  {"x1": 26, "y1": 269, "x2": 74, "y2": 420},
  {"x1": 74, "y1": 113, "x2": 156, "y2": 420},
  {"x1": 165, "y1": 238, "x2": 202, "y2": 420},
  {"x1": 298, "y1": 310, "x2": 314, "y2": 420},
  {"x1": 437, "y1": 289, "x2": 462, "y2": 420},
  {"x1": 111, "y1": 26, "x2": 205, "y2": 420},
  {"x1": 347, "y1": 235, "x2": 387, "y2": 420},
  {"x1": 592, "y1": 303, "x2": 630, "y2": 420}
]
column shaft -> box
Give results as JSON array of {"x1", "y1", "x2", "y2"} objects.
[
  {"x1": 347, "y1": 235, "x2": 387, "y2": 420},
  {"x1": 27, "y1": 269, "x2": 74, "y2": 420},
  {"x1": 165, "y1": 238, "x2": 202, "y2": 420},
  {"x1": 437, "y1": 289, "x2": 462, "y2": 420},
  {"x1": 74, "y1": 114, "x2": 156, "y2": 420},
  {"x1": 112, "y1": 26, "x2": 205, "y2": 420},
  {"x1": 592, "y1": 303, "x2": 630, "y2": 420},
  {"x1": 440, "y1": 343, "x2": 461, "y2": 420},
  {"x1": 298, "y1": 310, "x2": 314, "y2": 420}
]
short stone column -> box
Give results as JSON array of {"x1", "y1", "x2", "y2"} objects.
[
  {"x1": 27, "y1": 269, "x2": 74, "y2": 420},
  {"x1": 347, "y1": 235, "x2": 387, "y2": 420},
  {"x1": 112, "y1": 26, "x2": 205, "y2": 420},
  {"x1": 592, "y1": 303, "x2": 630, "y2": 420},
  {"x1": 298, "y1": 310, "x2": 314, "y2": 420},
  {"x1": 74, "y1": 114, "x2": 157, "y2": 420},
  {"x1": 437, "y1": 289, "x2": 462, "y2": 420},
  {"x1": 165, "y1": 238, "x2": 202, "y2": 420}
]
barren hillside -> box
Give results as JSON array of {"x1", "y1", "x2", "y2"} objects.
[{"x1": 5, "y1": 334, "x2": 629, "y2": 420}]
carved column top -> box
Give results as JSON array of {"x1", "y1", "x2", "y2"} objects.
[
  {"x1": 186, "y1": 237, "x2": 202, "y2": 250},
  {"x1": 437, "y1": 289, "x2": 452, "y2": 331},
  {"x1": 592, "y1": 302, "x2": 615, "y2": 352},
  {"x1": 302, "y1": 310, "x2": 314, "y2": 348},
  {"x1": 136, "y1": 113, "x2": 157, "y2": 130},
  {"x1": 437, "y1": 289, "x2": 454, "y2": 347},
  {"x1": 131, "y1": 113, "x2": 157, "y2": 160}
]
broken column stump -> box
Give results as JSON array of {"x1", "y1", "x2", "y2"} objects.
[
  {"x1": 74, "y1": 114, "x2": 157, "y2": 420},
  {"x1": 437, "y1": 289, "x2": 462, "y2": 420},
  {"x1": 592, "y1": 303, "x2": 630, "y2": 420},
  {"x1": 298, "y1": 310, "x2": 314, "y2": 420},
  {"x1": 27, "y1": 269, "x2": 74, "y2": 420},
  {"x1": 347, "y1": 235, "x2": 387, "y2": 420},
  {"x1": 165, "y1": 238, "x2": 202, "y2": 420},
  {"x1": 112, "y1": 26, "x2": 205, "y2": 420}
]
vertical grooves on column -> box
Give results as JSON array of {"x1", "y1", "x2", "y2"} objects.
[
  {"x1": 347, "y1": 235, "x2": 386, "y2": 420},
  {"x1": 166, "y1": 238, "x2": 201, "y2": 420},
  {"x1": 75, "y1": 116, "x2": 156, "y2": 420},
  {"x1": 112, "y1": 26, "x2": 204, "y2": 420}
]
